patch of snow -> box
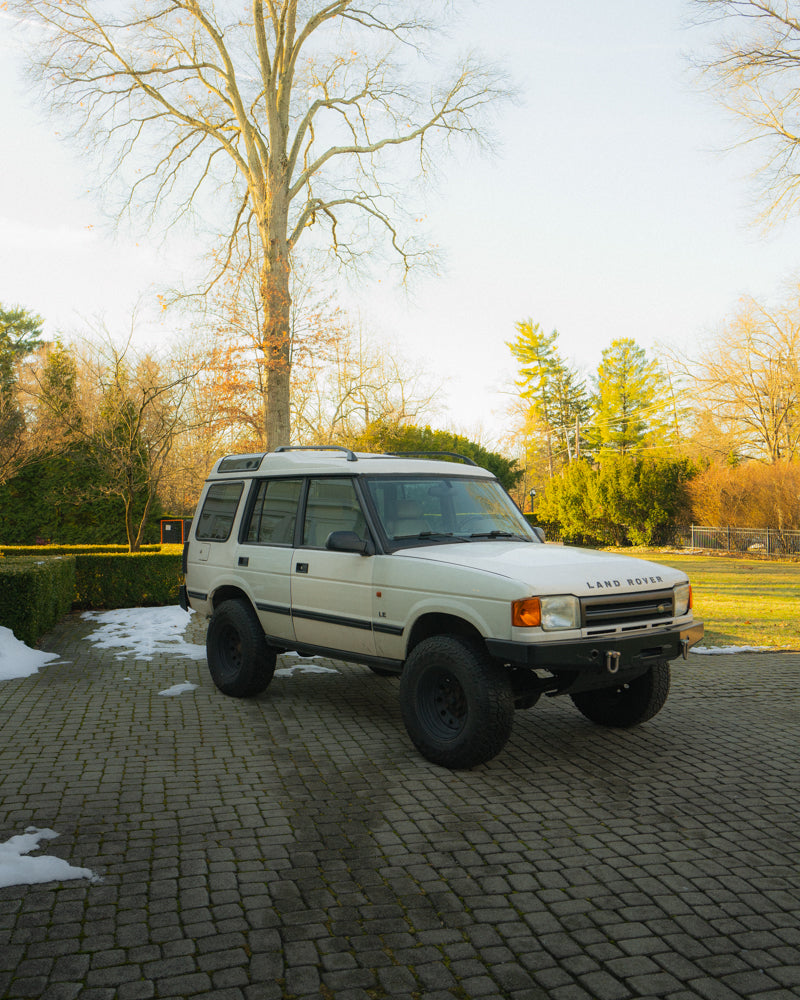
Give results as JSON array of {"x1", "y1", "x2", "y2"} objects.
[
  {"x1": 0, "y1": 827, "x2": 100, "y2": 889},
  {"x1": 275, "y1": 662, "x2": 338, "y2": 677},
  {"x1": 0, "y1": 626, "x2": 60, "y2": 682},
  {"x1": 81, "y1": 606, "x2": 206, "y2": 662},
  {"x1": 691, "y1": 645, "x2": 775, "y2": 654},
  {"x1": 158, "y1": 680, "x2": 198, "y2": 696}
]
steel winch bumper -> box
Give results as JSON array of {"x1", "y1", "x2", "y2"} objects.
[{"x1": 487, "y1": 621, "x2": 705, "y2": 675}]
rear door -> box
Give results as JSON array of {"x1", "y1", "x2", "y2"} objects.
[
  {"x1": 290, "y1": 477, "x2": 377, "y2": 657},
  {"x1": 237, "y1": 477, "x2": 302, "y2": 643}
]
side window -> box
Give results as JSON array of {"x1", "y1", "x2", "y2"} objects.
[
  {"x1": 195, "y1": 481, "x2": 244, "y2": 541},
  {"x1": 302, "y1": 478, "x2": 368, "y2": 548},
  {"x1": 243, "y1": 478, "x2": 302, "y2": 545}
]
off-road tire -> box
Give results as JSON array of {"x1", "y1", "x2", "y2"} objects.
[
  {"x1": 570, "y1": 660, "x2": 670, "y2": 727},
  {"x1": 206, "y1": 599, "x2": 276, "y2": 698},
  {"x1": 399, "y1": 635, "x2": 514, "y2": 769}
]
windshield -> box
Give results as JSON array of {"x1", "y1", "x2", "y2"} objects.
[{"x1": 365, "y1": 475, "x2": 537, "y2": 546}]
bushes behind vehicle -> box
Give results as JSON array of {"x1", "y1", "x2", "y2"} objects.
[
  {"x1": 73, "y1": 552, "x2": 183, "y2": 610},
  {"x1": 0, "y1": 544, "x2": 161, "y2": 556},
  {"x1": 0, "y1": 556, "x2": 76, "y2": 647},
  {"x1": 0, "y1": 549, "x2": 184, "y2": 645}
]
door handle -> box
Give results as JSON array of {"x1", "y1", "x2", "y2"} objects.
[
  {"x1": 238, "y1": 556, "x2": 249, "y2": 567},
  {"x1": 295, "y1": 562, "x2": 309, "y2": 574}
]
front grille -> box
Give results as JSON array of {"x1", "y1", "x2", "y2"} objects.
[{"x1": 581, "y1": 589, "x2": 674, "y2": 631}]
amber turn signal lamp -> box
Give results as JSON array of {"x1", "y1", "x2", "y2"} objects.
[{"x1": 512, "y1": 597, "x2": 541, "y2": 628}]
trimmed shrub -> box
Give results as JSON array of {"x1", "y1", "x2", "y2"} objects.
[
  {"x1": 0, "y1": 544, "x2": 161, "y2": 557},
  {"x1": 73, "y1": 552, "x2": 184, "y2": 610},
  {"x1": 0, "y1": 556, "x2": 76, "y2": 646}
]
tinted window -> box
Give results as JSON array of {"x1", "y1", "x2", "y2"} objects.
[
  {"x1": 244, "y1": 478, "x2": 302, "y2": 545},
  {"x1": 195, "y1": 481, "x2": 244, "y2": 541},
  {"x1": 302, "y1": 478, "x2": 368, "y2": 547}
]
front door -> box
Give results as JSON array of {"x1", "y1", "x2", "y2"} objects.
[{"x1": 290, "y1": 477, "x2": 376, "y2": 657}]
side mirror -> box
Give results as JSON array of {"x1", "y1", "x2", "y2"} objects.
[
  {"x1": 326, "y1": 530, "x2": 374, "y2": 556},
  {"x1": 532, "y1": 526, "x2": 546, "y2": 543}
]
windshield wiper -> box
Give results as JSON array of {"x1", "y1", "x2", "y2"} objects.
[
  {"x1": 394, "y1": 531, "x2": 469, "y2": 543},
  {"x1": 468, "y1": 530, "x2": 528, "y2": 540}
]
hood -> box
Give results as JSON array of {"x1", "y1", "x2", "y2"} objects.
[{"x1": 397, "y1": 541, "x2": 686, "y2": 597}]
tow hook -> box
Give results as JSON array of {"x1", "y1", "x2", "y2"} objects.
[
  {"x1": 605, "y1": 650, "x2": 621, "y2": 674},
  {"x1": 681, "y1": 638, "x2": 690, "y2": 660}
]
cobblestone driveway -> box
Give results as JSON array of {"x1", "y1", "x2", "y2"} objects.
[{"x1": 1, "y1": 612, "x2": 799, "y2": 1000}]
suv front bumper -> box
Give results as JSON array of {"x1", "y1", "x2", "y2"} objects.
[{"x1": 486, "y1": 622, "x2": 704, "y2": 678}]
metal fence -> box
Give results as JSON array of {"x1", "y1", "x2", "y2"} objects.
[{"x1": 675, "y1": 525, "x2": 800, "y2": 555}]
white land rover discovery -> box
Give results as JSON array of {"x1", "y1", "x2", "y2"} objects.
[{"x1": 181, "y1": 447, "x2": 703, "y2": 768}]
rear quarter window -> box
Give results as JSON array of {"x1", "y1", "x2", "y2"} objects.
[
  {"x1": 195, "y1": 481, "x2": 244, "y2": 541},
  {"x1": 244, "y1": 478, "x2": 302, "y2": 545}
]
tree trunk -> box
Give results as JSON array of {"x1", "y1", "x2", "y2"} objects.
[
  {"x1": 125, "y1": 494, "x2": 139, "y2": 553},
  {"x1": 260, "y1": 212, "x2": 292, "y2": 450}
]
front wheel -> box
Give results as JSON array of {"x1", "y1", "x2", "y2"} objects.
[
  {"x1": 206, "y1": 599, "x2": 276, "y2": 697},
  {"x1": 570, "y1": 661, "x2": 670, "y2": 727},
  {"x1": 399, "y1": 635, "x2": 514, "y2": 769}
]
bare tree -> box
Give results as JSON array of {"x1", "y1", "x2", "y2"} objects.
[
  {"x1": 191, "y1": 246, "x2": 350, "y2": 448},
  {"x1": 292, "y1": 322, "x2": 441, "y2": 444},
  {"x1": 692, "y1": 0, "x2": 800, "y2": 225},
  {"x1": 11, "y1": 1, "x2": 509, "y2": 448},
  {"x1": 670, "y1": 294, "x2": 800, "y2": 462}
]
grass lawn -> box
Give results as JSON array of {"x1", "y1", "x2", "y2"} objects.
[{"x1": 615, "y1": 551, "x2": 800, "y2": 650}]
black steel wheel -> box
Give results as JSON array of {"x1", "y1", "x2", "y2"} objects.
[
  {"x1": 399, "y1": 635, "x2": 514, "y2": 769},
  {"x1": 570, "y1": 661, "x2": 671, "y2": 727},
  {"x1": 206, "y1": 599, "x2": 276, "y2": 698}
]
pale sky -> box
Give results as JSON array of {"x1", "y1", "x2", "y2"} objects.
[{"x1": 2, "y1": 1, "x2": 800, "y2": 444}]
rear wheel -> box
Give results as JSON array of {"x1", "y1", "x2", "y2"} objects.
[
  {"x1": 206, "y1": 599, "x2": 276, "y2": 697},
  {"x1": 399, "y1": 635, "x2": 514, "y2": 769},
  {"x1": 570, "y1": 661, "x2": 670, "y2": 727}
]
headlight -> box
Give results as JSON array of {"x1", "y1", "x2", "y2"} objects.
[
  {"x1": 540, "y1": 595, "x2": 580, "y2": 630},
  {"x1": 673, "y1": 582, "x2": 691, "y2": 617},
  {"x1": 512, "y1": 595, "x2": 580, "y2": 630}
]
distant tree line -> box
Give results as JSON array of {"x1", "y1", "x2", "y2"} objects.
[
  {"x1": 504, "y1": 291, "x2": 800, "y2": 544},
  {"x1": 6, "y1": 278, "x2": 800, "y2": 551}
]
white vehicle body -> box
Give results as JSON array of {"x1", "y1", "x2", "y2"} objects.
[{"x1": 181, "y1": 448, "x2": 703, "y2": 767}]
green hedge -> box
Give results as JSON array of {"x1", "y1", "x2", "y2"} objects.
[
  {"x1": 0, "y1": 544, "x2": 162, "y2": 556},
  {"x1": 0, "y1": 550, "x2": 184, "y2": 645},
  {"x1": 73, "y1": 553, "x2": 184, "y2": 610},
  {"x1": 0, "y1": 556, "x2": 76, "y2": 647}
]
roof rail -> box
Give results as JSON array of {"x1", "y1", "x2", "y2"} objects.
[
  {"x1": 388, "y1": 451, "x2": 478, "y2": 467},
  {"x1": 274, "y1": 445, "x2": 358, "y2": 462}
]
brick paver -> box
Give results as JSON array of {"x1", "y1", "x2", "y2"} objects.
[{"x1": 0, "y1": 612, "x2": 798, "y2": 999}]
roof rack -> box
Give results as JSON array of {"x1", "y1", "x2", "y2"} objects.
[
  {"x1": 387, "y1": 451, "x2": 478, "y2": 467},
  {"x1": 274, "y1": 445, "x2": 358, "y2": 462}
]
